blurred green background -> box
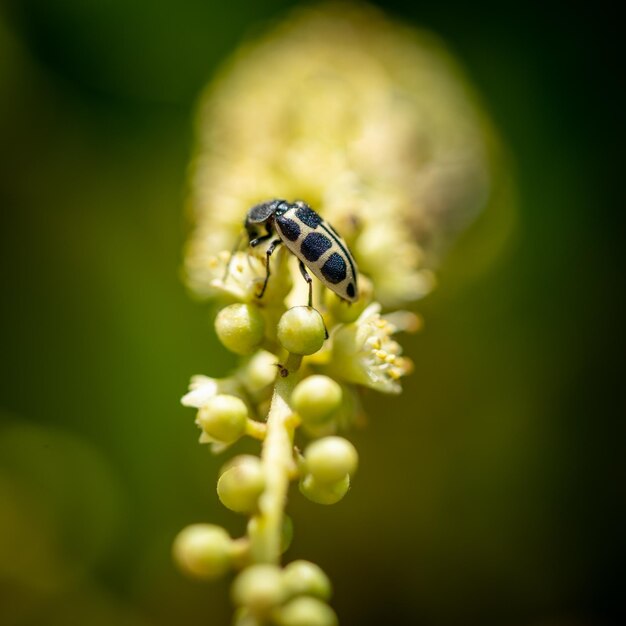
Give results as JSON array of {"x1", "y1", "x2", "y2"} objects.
[{"x1": 1, "y1": 1, "x2": 623, "y2": 625}]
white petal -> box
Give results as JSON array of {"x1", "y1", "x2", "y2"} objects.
[
  {"x1": 198, "y1": 431, "x2": 214, "y2": 444},
  {"x1": 356, "y1": 302, "x2": 381, "y2": 323},
  {"x1": 181, "y1": 376, "x2": 219, "y2": 407},
  {"x1": 210, "y1": 440, "x2": 233, "y2": 454}
]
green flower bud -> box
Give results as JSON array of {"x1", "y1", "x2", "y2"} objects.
[
  {"x1": 283, "y1": 560, "x2": 332, "y2": 600},
  {"x1": 197, "y1": 394, "x2": 248, "y2": 443},
  {"x1": 172, "y1": 524, "x2": 232, "y2": 580},
  {"x1": 299, "y1": 473, "x2": 350, "y2": 505},
  {"x1": 217, "y1": 456, "x2": 265, "y2": 514},
  {"x1": 304, "y1": 437, "x2": 358, "y2": 484},
  {"x1": 232, "y1": 564, "x2": 287, "y2": 614},
  {"x1": 215, "y1": 303, "x2": 265, "y2": 355},
  {"x1": 292, "y1": 376, "x2": 342, "y2": 425},
  {"x1": 240, "y1": 350, "x2": 277, "y2": 394},
  {"x1": 276, "y1": 597, "x2": 338, "y2": 626},
  {"x1": 277, "y1": 307, "x2": 326, "y2": 356}
]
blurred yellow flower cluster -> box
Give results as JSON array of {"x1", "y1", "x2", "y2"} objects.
[{"x1": 185, "y1": 2, "x2": 495, "y2": 307}]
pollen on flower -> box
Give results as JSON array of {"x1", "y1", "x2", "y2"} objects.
[
  {"x1": 387, "y1": 368, "x2": 402, "y2": 381},
  {"x1": 366, "y1": 336, "x2": 381, "y2": 350},
  {"x1": 204, "y1": 251, "x2": 266, "y2": 302},
  {"x1": 325, "y1": 303, "x2": 414, "y2": 394}
]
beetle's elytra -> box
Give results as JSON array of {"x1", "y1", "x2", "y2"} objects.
[{"x1": 243, "y1": 199, "x2": 359, "y2": 305}]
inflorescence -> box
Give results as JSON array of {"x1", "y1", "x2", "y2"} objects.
[
  {"x1": 174, "y1": 3, "x2": 497, "y2": 625},
  {"x1": 175, "y1": 242, "x2": 418, "y2": 625}
]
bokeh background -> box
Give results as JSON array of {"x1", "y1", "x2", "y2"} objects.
[{"x1": 1, "y1": 1, "x2": 623, "y2": 625}]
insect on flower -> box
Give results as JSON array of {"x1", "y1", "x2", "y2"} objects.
[{"x1": 234, "y1": 199, "x2": 359, "y2": 307}]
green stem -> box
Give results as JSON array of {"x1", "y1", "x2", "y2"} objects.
[{"x1": 250, "y1": 354, "x2": 301, "y2": 563}]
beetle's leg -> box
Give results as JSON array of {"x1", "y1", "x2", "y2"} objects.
[
  {"x1": 223, "y1": 232, "x2": 244, "y2": 282},
  {"x1": 298, "y1": 260, "x2": 314, "y2": 308},
  {"x1": 250, "y1": 233, "x2": 273, "y2": 248},
  {"x1": 257, "y1": 239, "x2": 282, "y2": 299},
  {"x1": 298, "y1": 260, "x2": 328, "y2": 338}
]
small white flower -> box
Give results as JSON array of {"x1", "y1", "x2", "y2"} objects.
[
  {"x1": 181, "y1": 375, "x2": 220, "y2": 408},
  {"x1": 181, "y1": 375, "x2": 245, "y2": 452},
  {"x1": 192, "y1": 249, "x2": 293, "y2": 311},
  {"x1": 236, "y1": 350, "x2": 279, "y2": 396},
  {"x1": 206, "y1": 251, "x2": 266, "y2": 302},
  {"x1": 325, "y1": 303, "x2": 414, "y2": 394}
]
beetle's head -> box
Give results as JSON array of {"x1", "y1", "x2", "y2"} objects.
[
  {"x1": 244, "y1": 199, "x2": 284, "y2": 240},
  {"x1": 246, "y1": 199, "x2": 284, "y2": 224}
]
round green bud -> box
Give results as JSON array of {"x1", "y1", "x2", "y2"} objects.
[
  {"x1": 304, "y1": 437, "x2": 358, "y2": 484},
  {"x1": 276, "y1": 597, "x2": 338, "y2": 626},
  {"x1": 241, "y1": 350, "x2": 277, "y2": 394},
  {"x1": 292, "y1": 376, "x2": 342, "y2": 424},
  {"x1": 215, "y1": 303, "x2": 265, "y2": 355},
  {"x1": 283, "y1": 560, "x2": 332, "y2": 600},
  {"x1": 299, "y1": 474, "x2": 350, "y2": 505},
  {"x1": 197, "y1": 394, "x2": 248, "y2": 443},
  {"x1": 232, "y1": 564, "x2": 286, "y2": 614},
  {"x1": 277, "y1": 307, "x2": 326, "y2": 356},
  {"x1": 172, "y1": 524, "x2": 232, "y2": 580},
  {"x1": 217, "y1": 456, "x2": 265, "y2": 514}
]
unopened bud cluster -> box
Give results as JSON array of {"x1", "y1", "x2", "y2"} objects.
[
  {"x1": 176, "y1": 269, "x2": 412, "y2": 621},
  {"x1": 299, "y1": 437, "x2": 358, "y2": 505}
]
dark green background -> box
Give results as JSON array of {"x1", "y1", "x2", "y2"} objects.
[{"x1": 1, "y1": 1, "x2": 623, "y2": 625}]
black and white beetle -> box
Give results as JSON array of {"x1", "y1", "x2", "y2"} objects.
[{"x1": 241, "y1": 199, "x2": 358, "y2": 306}]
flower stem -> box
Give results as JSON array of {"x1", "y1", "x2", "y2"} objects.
[{"x1": 250, "y1": 354, "x2": 300, "y2": 563}]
